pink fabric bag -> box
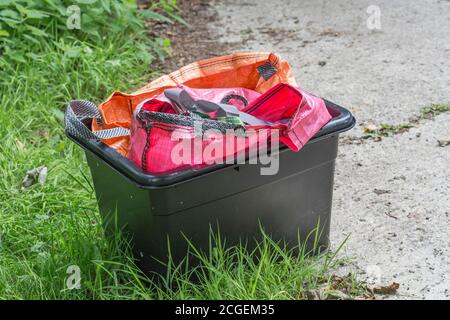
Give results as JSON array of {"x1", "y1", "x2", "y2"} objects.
[{"x1": 128, "y1": 83, "x2": 331, "y2": 174}]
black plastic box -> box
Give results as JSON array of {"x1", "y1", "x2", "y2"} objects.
[{"x1": 67, "y1": 100, "x2": 355, "y2": 274}]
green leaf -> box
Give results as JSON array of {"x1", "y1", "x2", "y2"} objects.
[
  {"x1": 23, "y1": 34, "x2": 41, "y2": 44},
  {"x1": 162, "y1": 37, "x2": 171, "y2": 48},
  {"x1": 26, "y1": 25, "x2": 49, "y2": 37},
  {"x1": 100, "y1": 0, "x2": 111, "y2": 14},
  {"x1": 0, "y1": 9, "x2": 20, "y2": 20},
  {"x1": 165, "y1": 10, "x2": 188, "y2": 26},
  {"x1": 82, "y1": 25, "x2": 100, "y2": 37},
  {"x1": 65, "y1": 46, "x2": 82, "y2": 58},
  {"x1": 43, "y1": 0, "x2": 67, "y2": 16},
  {"x1": 0, "y1": 29, "x2": 9, "y2": 37},
  {"x1": 0, "y1": 17, "x2": 21, "y2": 26},
  {"x1": 0, "y1": 0, "x2": 13, "y2": 7},
  {"x1": 76, "y1": 0, "x2": 99, "y2": 4},
  {"x1": 24, "y1": 9, "x2": 50, "y2": 19},
  {"x1": 81, "y1": 13, "x2": 94, "y2": 24},
  {"x1": 13, "y1": 3, "x2": 26, "y2": 16},
  {"x1": 7, "y1": 52, "x2": 26, "y2": 63},
  {"x1": 25, "y1": 52, "x2": 42, "y2": 60},
  {"x1": 139, "y1": 10, "x2": 173, "y2": 24}
]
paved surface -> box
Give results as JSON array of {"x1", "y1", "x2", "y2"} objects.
[{"x1": 208, "y1": 0, "x2": 450, "y2": 299}]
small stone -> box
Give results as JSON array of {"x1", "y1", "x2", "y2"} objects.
[
  {"x1": 364, "y1": 123, "x2": 379, "y2": 132},
  {"x1": 437, "y1": 136, "x2": 450, "y2": 147}
]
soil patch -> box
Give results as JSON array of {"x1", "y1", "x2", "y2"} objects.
[{"x1": 149, "y1": 0, "x2": 240, "y2": 74}]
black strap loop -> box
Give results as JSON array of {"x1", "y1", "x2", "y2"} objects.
[{"x1": 220, "y1": 94, "x2": 249, "y2": 106}]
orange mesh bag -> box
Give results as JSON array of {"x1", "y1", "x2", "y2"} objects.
[{"x1": 91, "y1": 52, "x2": 297, "y2": 156}]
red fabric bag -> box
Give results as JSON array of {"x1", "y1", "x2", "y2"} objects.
[
  {"x1": 128, "y1": 83, "x2": 331, "y2": 174},
  {"x1": 65, "y1": 53, "x2": 332, "y2": 175}
]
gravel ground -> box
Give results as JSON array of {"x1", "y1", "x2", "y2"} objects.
[{"x1": 201, "y1": 0, "x2": 449, "y2": 299}]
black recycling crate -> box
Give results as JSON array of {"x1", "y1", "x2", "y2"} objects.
[{"x1": 66, "y1": 99, "x2": 355, "y2": 274}]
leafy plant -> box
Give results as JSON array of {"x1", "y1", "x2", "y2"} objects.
[
  {"x1": 363, "y1": 123, "x2": 414, "y2": 140},
  {"x1": 420, "y1": 103, "x2": 450, "y2": 119},
  {"x1": 0, "y1": 0, "x2": 182, "y2": 67}
]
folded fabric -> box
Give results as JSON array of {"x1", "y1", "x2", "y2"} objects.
[{"x1": 242, "y1": 83, "x2": 332, "y2": 151}]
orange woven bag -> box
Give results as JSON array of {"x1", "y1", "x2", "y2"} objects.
[{"x1": 92, "y1": 52, "x2": 297, "y2": 156}]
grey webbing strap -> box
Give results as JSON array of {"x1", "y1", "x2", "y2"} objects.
[
  {"x1": 257, "y1": 62, "x2": 277, "y2": 80},
  {"x1": 65, "y1": 100, "x2": 130, "y2": 141},
  {"x1": 195, "y1": 100, "x2": 270, "y2": 125}
]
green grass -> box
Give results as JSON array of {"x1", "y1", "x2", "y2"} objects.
[
  {"x1": 0, "y1": 36, "x2": 147, "y2": 299},
  {"x1": 0, "y1": 2, "x2": 362, "y2": 300}
]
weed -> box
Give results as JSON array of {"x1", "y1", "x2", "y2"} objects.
[{"x1": 362, "y1": 104, "x2": 450, "y2": 140}]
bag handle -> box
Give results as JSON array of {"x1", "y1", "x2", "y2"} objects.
[
  {"x1": 220, "y1": 94, "x2": 249, "y2": 106},
  {"x1": 163, "y1": 89, "x2": 269, "y2": 126},
  {"x1": 65, "y1": 100, "x2": 130, "y2": 141},
  {"x1": 195, "y1": 100, "x2": 270, "y2": 125}
]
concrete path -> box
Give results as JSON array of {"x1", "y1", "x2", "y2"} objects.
[{"x1": 208, "y1": 0, "x2": 450, "y2": 299}]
